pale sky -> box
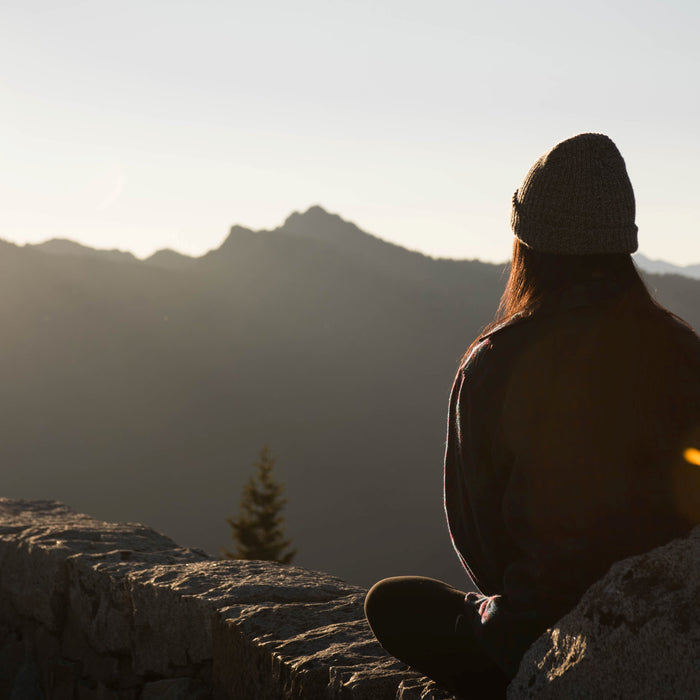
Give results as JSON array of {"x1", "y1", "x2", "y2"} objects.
[{"x1": 1, "y1": 1, "x2": 699, "y2": 264}]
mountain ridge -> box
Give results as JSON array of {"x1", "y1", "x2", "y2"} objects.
[
  {"x1": 633, "y1": 253, "x2": 700, "y2": 280},
  {"x1": 16, "y1": 206, "x2": 700, "y2": 281}
]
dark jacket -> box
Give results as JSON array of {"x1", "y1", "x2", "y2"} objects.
[{"x1": 444, "y1": 283, "x2": 700, "y2": 676}]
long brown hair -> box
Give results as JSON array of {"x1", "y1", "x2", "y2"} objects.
[
  {"x1": 498, "y1": 238, "x2": 653, "y2": 322},
  {"x1": 463, "y1": 238, "x2": 655, "y2": 362}
]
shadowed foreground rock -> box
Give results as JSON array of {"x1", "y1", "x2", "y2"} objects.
[
  {"x1": 0, "y1": 498, "x2": 455, "y2": 699},
  {"x1": 4, "y1": 498, "x2": 694, "y2": 699},
  {"x1": 508, "y1": 525, "x2": 700, "y2": 699}
]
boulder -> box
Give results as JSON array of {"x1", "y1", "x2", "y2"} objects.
[{"x1": 508, "y1": 525, "x2": 700, "y2": 699}]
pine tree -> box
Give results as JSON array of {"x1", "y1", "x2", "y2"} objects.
[{"x1": 220, "y1": 446, "x2": 296, "y2": 563}]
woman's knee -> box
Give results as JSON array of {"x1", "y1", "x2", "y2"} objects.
[
  {"x1": 364, "y1": 576, "x2": 467, "y2": 651},
  {"x1": 364, "y1": 577, "x2": 407, "y2": 634},
  {"x1": 364, "y1": 576, "x2": 499, "y2": 688},
  {"x1": 365, "y1": 577, "x2": 425, "y2": 659},
  {"x1": 366, "y1": 577, "x2": 437, "y2": 621}
]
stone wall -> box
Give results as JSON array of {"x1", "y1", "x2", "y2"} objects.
[
  {"x1": 4, "y1": 498, "x2": 696, "y2": 699},
  {"x1": 0, "y1": 498, "x2": 454, "y2": 699}
]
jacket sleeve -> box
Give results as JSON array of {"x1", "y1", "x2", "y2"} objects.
[
  {"x1": 444, "y1": 333, "x2": 551, "y2": 678},
  {"x1": 444, "y1": 336, "x2": 517, "y2": 596}
]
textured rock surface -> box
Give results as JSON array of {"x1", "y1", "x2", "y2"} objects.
[
  {"x1": 509, "y1": 525, "x2": 700, "y2": 699},
  {"x1": 0, "y1": 498, "x2": 455, "y2": 699}
]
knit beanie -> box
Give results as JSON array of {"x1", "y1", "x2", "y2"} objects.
[{"x1": 511, "y1": 133, "x2": 638, "y2": 255}]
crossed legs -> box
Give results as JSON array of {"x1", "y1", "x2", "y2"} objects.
[{"x1": 364, "y1": 576, "x2": 508, "y2": 698}]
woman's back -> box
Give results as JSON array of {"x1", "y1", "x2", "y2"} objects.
[{"x1": 495, "y1": 289, "x2": 700, "y2": 614}]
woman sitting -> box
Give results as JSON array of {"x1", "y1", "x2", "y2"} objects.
[{"x1": 364, "y1": 133, "x2": 700, "y2": 697}]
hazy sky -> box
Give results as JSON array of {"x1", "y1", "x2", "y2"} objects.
[{"x1": 2, "y1": 1, "x2": 699, "y2": 264}]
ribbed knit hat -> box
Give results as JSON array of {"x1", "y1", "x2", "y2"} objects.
[{"x1": 511, "y1": 133, "x2": 638, "y2": 255}]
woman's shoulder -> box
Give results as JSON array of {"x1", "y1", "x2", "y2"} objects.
[
  {"x1": 479, "y1": 312, "x2": 533, "y2": 343},
  {"x1": 460, "y1": 313, "x2": 539, "y2": 376},
  {"x1": 667, "y1": 313, "x2": 700, "y2": 346},
  {"x1": 653, "y1": 309, "x2": 700, "y2": 361}
]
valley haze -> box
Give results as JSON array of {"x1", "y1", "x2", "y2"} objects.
[{"x1": 2, "y1": 206, "x2": 699, "y2": 587}]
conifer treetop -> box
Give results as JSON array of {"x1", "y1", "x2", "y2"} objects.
[{"x1": 221, "y1": 446, "x2": 296, "y2": 564}]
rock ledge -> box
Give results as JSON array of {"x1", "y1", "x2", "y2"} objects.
[{"x1": 0, "y1": 498, "x2": 453, "y2": 699}]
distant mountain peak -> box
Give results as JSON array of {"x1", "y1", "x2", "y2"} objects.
[
  {"x1": 306, "y1": 204, "x2": 330, "y2": 215},
  {"x1": 30, "y1": 238, "x2": 137, "y2": 264},
  {"x1": 282, "y1": 205, "x2": 353, "y2": 232},
  {"x1": 144, "y1": 248, "x2": 195, "y2": 270},
  {"x1": 283, "y1": 204, "x2": 337, "y2": 224},
  {"x1": 278, "y1": 205, "x2": 376, "y2": 248},
  {"x1": 216, "y1": 224, "x2": 257, "y2": 254},
  {"x1": 228, "y1": 224, "x2": 255, "y2": 235},
  {"x1": 212, "y1": 205, "x2": 423, "y2": 266}
]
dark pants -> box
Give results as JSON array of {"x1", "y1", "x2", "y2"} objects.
[{"x1": 364, "y1": 576, "x2": 509, "y2": 699}]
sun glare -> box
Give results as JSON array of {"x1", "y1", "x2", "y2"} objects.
[{"x1": 682, "y1": 447, "x2": 700, "y2": 466}]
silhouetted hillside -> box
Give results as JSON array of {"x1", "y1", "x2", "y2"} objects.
[
  {"x1": 30, "y1": 238, "x2": 138, "y2": 265},
  {"x1": 1, "y1": 207, "x2": 698, "y2": 587},
  {"x1": 634, "y1": 253, "x2": 700, "y2": 280},
  {"x1": 144, "y1": 249, "x2": 196, "y2": 270}
]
